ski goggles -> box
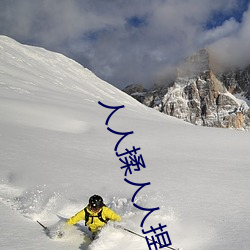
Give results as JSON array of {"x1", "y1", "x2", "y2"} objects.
[{"x1": 90, "y1": 205, "x2": 101, "y2": 212}]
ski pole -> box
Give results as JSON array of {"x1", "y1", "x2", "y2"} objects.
[
  {"x1": 122, "y1": 227, "x2": 179, "y2": 250},
  {"x1": 37, "y1": 220, "x2": 47, "y2": 229},
  {"x1": 37, "y1": 220, "x2": 49, "y2": 232}
]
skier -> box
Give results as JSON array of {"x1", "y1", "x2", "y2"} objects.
[{"x1": 66, "y1": 194, "x2": 122, "y2": 239}]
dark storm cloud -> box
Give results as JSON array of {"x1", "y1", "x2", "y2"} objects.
[{"x1": 0, "y1": 0, "x2": 249, "y2": 89}]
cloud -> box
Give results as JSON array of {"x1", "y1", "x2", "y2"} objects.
[
  {"x1": 200, "y1": 18, "x2": 240, "y2": 45},
  {"x1": 208, "y1": 4, "x2": 250, "y2": 69},
  {"x1": 0, "y1": 0, "x2": 249, "y2": 89}
]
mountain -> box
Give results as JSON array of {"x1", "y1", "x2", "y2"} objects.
[
  {"x1": 0, "y1": 36, "x2": 250, "y2": 250},
  {"x1": 217, "y1": 66, "x2": 250, "y2": 99},
  {"x1": 123, "y1": 49, "x2": 250, "y2": 130}
]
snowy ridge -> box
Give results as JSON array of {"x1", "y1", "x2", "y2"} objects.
[
  {"x1": 0, "y1": 36, "x2": 250, "y2": 250},
  {"x1": 0, "y1": 35, "x2": 144, "y2": 109}
]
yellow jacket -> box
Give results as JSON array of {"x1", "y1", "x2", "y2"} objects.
[{"x1": 67, "y1": 206, "x2": 121, "y2": 233}]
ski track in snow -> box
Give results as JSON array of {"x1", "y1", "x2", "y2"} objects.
[
  {"x1": 0, "y1": 178, "x2": 211, "y2": 250},
  {"x1": 0, "y1": 179, "x2": 186, "y2": 250}
]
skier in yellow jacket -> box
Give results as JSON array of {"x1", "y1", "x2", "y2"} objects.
[{"x1": 67, "y1": 195, "x2": 121, "y2": 238}]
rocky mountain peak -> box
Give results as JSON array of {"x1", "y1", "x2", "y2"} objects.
[
  {"x1": 177, "y1": 49, "x2": 210, "y2": 78},
  {"x1": 123, "y1": 49, "x2": 250, "y2": 130}
]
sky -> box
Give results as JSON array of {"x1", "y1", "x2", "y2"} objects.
[{"x1": 0, "y1": 0, "x2": 249, "y2": 89}]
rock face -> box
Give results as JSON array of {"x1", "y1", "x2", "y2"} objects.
[
  {"x1": 123, "y1": 84, "x2": 147, "y2": 103},
  {"x1": 123, "y1": 49, "x2": 250, "y2": 130},
  {"x1": 217, "y1": 66, "x2": 250, "y2": 99}
]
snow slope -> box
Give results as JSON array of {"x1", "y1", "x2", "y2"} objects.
[{"x1": 0, "y1": 35, "x2": 250, "y2": 250}]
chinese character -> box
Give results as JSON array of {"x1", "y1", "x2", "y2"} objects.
[
  {"x1": 98, "y1": 101, "x2": 124, "y2": 125},
  {"x1": 118, "y1": 147, "x2": 146, "y2": 175},
  {"x1": 124, "y1": 178, "x2": 151, "y2": 202},
  {"x1": 107, "y1": 128, "x2": 134, "y2": 151},
  {"x1": 133, "y1": 203, "x2": 159, "y2": 227},
  {"x1": 142, "y1": 223, "x2": 172, "y2": 250}
]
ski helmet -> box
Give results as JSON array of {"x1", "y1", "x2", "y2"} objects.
[{"x1": 89, "y1": 195, "x2": 104, "y2": 211}]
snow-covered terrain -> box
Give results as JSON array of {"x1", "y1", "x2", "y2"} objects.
[{"x1": 0, "y1": 36, "x2": 249, "y2": 250}]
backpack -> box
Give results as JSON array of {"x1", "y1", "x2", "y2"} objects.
[{"x1": 84, "y1": 206, "x2": 109, "y2": 226}]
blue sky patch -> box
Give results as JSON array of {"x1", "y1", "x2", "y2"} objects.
[
  {"x1": 206, "y1": 0, "x2": 249, "y2": 29},
  {"x1": 126, "y1": 15, "x2": 148, "y2": 28}
]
